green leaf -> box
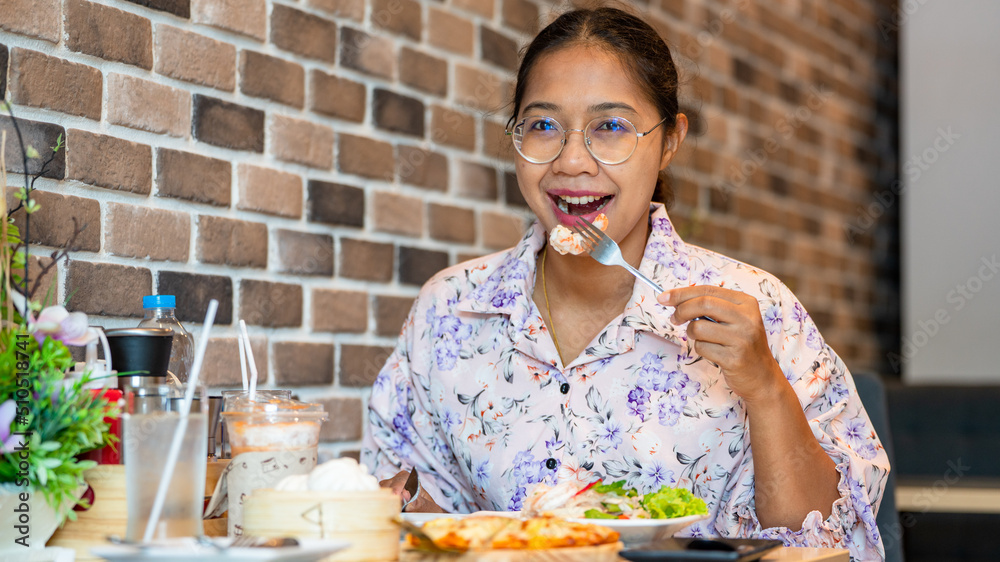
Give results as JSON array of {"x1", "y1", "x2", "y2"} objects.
[
  {"x1": 584, "y1": 509, "x2": 619, "y2": 519},
  {"x1": 25, "y1": 145, "x2": 40, "y2": 159},
  {"x1": 38, "y1": 441, "x2": 62, "y2": 452}
]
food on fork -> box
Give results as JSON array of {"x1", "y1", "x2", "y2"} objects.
[
  {"x1": 406, "y1": 514, "x2": 620, "y2": 550},
  {"x1": 549, "y1": 213, "x2": 609, "y2": 255}
]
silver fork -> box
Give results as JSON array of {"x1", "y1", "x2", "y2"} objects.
[
  {"x1": 570, "y1": 217, "x2": 664, "y2": 293},
  {"x1": 571, "y1": 217, "x2": 716, "y2": 323}
]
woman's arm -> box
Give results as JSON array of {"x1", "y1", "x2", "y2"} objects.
[{"x1": 660, "y1": 286, "x2": 840, "y2": 530}]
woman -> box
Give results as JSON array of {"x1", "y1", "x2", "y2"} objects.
[{"x1": 362, "y1": 7, "x2": 888, "y2": 560}]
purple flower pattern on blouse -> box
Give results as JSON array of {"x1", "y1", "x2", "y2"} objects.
[{"x1": 363, "y1": 204, "x2": 889, "y2": 561}]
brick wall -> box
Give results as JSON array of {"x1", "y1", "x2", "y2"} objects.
[{"x1": 1, "y1": 0, "x2": 899, "y2": 459}]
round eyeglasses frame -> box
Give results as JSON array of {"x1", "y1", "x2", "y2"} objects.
[{"x1": 506, "y1": 115, "x2": 669, "y2": 165}]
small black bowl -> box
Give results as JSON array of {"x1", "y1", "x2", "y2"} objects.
[{"x1": 105, "y1": 327, "x2": 174, "y2": 378}]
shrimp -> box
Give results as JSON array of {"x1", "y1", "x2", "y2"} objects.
[{"x1": 548, "y1": 213, "x2": 609, "y2": 255}]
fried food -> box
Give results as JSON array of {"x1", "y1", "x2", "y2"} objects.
[
  {"x1": 407, "y1": 515, "x2": 619, "y2": 551},
  {"x1": 548, "y1": 214, "x2": 609, "y2": 255}
]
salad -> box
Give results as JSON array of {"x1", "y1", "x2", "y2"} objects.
[{"x1": 523, "y1": 479, "x2": 708, "y2": 520}]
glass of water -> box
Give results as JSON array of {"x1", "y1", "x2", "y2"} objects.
[{"x1": 123, "y1": 383, "x2": 207, "y2": 542}]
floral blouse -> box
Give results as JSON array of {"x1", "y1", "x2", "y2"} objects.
[{"x1": 362, "y1": 204, "x2": 889, "y2": 560}]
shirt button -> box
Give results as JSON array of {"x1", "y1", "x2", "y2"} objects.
[
  {"x1": 546, "y1": 458, "x2": 557, "y2": 470},
  {"x1": 560, "y1": 383, "x2": 570, "y2": 394}
]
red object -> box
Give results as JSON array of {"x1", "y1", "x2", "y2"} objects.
[
  {"x1": 573, "y1": 480, "x2": 600, "y2": 498},
  {"x1": 78, "y1": 389, "x2": 122, "y2": 465}
]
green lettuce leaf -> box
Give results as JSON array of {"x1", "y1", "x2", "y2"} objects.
[{"x1": 640, "y1": 487, "x2": 708, "y2": 519}]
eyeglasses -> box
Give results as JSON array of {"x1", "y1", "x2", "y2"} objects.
[{"x1": 507, "y1": 115, "x2": 669, "y2": 165}]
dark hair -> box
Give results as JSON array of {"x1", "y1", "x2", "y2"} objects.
[{"x1": 508, "y1": 7, "x2": 680, "y2": 207}]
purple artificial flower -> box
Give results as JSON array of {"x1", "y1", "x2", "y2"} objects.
[
  {"x1": 30, "y1": 305, "x2": 98, "y2": 346},
  {"x1": 1, "y1": 400, "x2": 20, "y2": 453}
]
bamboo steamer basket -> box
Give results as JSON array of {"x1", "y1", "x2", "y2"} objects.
[
  {"x1": 48, "y1": 465, "x2": 127, "y2": 560},
  {"x1": 243, "y1": 488, "x2": 401, "y2": 561}
]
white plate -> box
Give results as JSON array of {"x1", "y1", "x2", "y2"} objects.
[
  {"x1": 401, "y1": 510, "x2": 517, "y2": 526},
  {"x1": 566, "y1": 514, "x2": 708, "y2": 545},
  {"x1": 90, "y1": 537, "x2": 350, "y2": 562}
]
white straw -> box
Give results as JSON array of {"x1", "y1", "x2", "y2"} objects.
[
  {"x1": 239, "y1": 320, "x2": 258, "y2": 401},
  {"x1": 142, "y1": 299, "x2": 218, "y2": 543},
  {"x1": 236, "y1": 328, "x2": 248, "y2": 391}
]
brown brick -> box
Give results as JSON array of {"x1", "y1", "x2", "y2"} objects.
[
  {"x1": 317, "y1": 397, "x2": 363, "y2": 442},
  {"x1": 240, "y1": 280, "x2": 303, "y2": 328},
  {"x1": 502, "y1": 0, "x2": 539, "y2": 34},
  {"x1": 455, "y1": 65, "x2": 506, "y2": 112},
  {"x1": 484, "y1": 119, "x2": 514, "y2": 163},
  {"x1": 453, "y1": 0, "x2": 494, "y2": 19},
  {"x1": 371, "y1": 0, "x2": 421, "y2": 40},
  {"x1": 313, "y1": 289, "x2": 367, "y2": 333},
  {"x1": 5, "y1": 188, "x2": 99, "y2": 251},
  {"x1": 0, "y1": 116, "x2": 65, "y2": 180},
  {"x1": 397, "y1": 146, "x2": 448, "y2": 191},
  {"x1": 66, "y1": 0, "x2": 152, "y2": 69},
  {"x1": 660, "y1": 0, "x2": 684, "y2": 19},
  {"x1": 271, "y1": 115, "x2": 334, "y2": 169},
  {"x1": 9, "y1": 49, "x2": 102, "y2": 120},
  {"x1": 373, "y1": 89, "x2": 424, "y2": 137},
  {"x1": 310, "y1": 70, "x2": 365, "y2": 122},
  {"x1": 374, "y1": 295, "x2": 413, "y2": 337},
  {"x1": 157, "y1": 271, "x2": 234, "y2": 325},
  {"x1": 399, "y1": 246, "x2": 448, "y2": 286},
  {"x1": 428, "y1": 204, "x2": 475, "y2": 244},
  {"x1": 191, "y1": 0, "x2": 266, "y2": 40},
  {"x1": 67, "y1": 129, "x2": 149, "y2": 193},
  {"x1": 338, "y1": 134, "x2": 394, "y2": 180},
  {"x1": 66, "y1": 261, "x2": 151, "y2": 318},
  {"x1": 273, "y1": 342, "x2": 334, "y2": 386},
  {"x1": 340, "y1": 239, "x2": 393, "y2": 282},
  {"x1": 239, "y1": 50, "x2": 304, "y2": 108},
  {"x1": 201, "y1": 336, "x2": 266, "y2": 387},
  {"x1": 431, "y1": 106, "x2": 475, "y2": 151},
  {"x1": 457, "y1": 161, "x2": 498, "y2": 200},
  {"x1": 480, "y1": 27, "x2": 518, "y2": 71},
  {"x1": 482, "y1": 210, "x2": 525, "y2": 249},
  {"x1": 271, "y1": 5, "x2": 337, "y2": 63},
  {"x1": 308, "y1": 0, "x2": 364, "y2": 21},
  {"x1": 429, "y1": 8, "x2": 473, "y2": 56},
  {"x1": 106, "y1": 203, "x2": 189, "y2": 261},
  {"x1": 197, "y1": 215, "x2": 267, "y2": 268},
  {"x1": 504, "y1": 171, "x2": 527, "y2": 207},
  {"x1": 237, "y1": 164, "x2": 302, "y2": 218},
  {"x1": 399, "y1": 48, "x2": 447, "y2": 97},
  {"x1": 307, "y1": 181, "x2": 364, "y2": 227},
  {"x1": 340, "y1": 344, "x2": 393, "y2": 387},
  {"x1": 108, "y1": 73, "x2": 190, "y2": 137},
  {"x1": 340, "y1": 28, "x2": 394, "y2": 80},
  {"x1": 0, "y1": 0, "x2": 60, "y2": 43},
  {"x1": 192, "y1": 95, "x2": 264, "y2": 152},
  {"x1": 276, "y1": 229, "x2": 334, "y2": 276},
  {"x1": 155, "y1": 25, "x2": 235, "y2": 91},
  {"x1": 124, "y1": 0, "x2": 190, "y2": 18},
  {"x1": 373, "y1": 192, "x2": 423, "y2": 237},
  {"x1": 156, "y1": 148, "x2": 231, "y2": 206},
  {"x1": 24, "y1": 256, "x2": 58, "y2": 307}
]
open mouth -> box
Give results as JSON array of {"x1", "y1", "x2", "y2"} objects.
[{"x1": 552, "y1": 194, "x2": 613, "y2": 216}]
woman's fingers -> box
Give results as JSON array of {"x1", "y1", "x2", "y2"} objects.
[{"x1": 379, "y1": 470, "x2": 412, "y2": 502}]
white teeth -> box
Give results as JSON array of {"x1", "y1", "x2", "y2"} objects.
[{"x1": 558, "y1": 195, "x2": 603, "y2": 205}]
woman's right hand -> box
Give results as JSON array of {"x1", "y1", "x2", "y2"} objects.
[{"x1": 380, "y1": 470, "x2": 448, "y2": 513}]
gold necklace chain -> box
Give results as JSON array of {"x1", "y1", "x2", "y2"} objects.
[{"x1": 541, "y1": 245, "x2": 563, "y2": 361}]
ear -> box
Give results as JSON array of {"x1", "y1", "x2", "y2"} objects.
[{"x1": 659, "y1": 113, "x2": 689, "y2": 170}]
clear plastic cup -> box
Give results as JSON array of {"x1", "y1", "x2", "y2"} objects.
[{"x1": 221, "y1": 398, "x2": 327, "y2": 457}]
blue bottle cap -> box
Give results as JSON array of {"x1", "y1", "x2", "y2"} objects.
[{"x1": 143, "y1": 295, "x2": 176, "y2": 309}]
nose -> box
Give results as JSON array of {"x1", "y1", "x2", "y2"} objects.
[{"x1": 552, "y1": 129, "x2": 598, "y2": 175}]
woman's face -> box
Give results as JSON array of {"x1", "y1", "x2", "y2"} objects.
[{"x1": 515, "y1": 44, "x2": 685, "y2": 246}]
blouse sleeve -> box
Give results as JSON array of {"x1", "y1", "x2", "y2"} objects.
[
  {"x1": 714, "y1": 281, "x2": 890, "y2": 561},
  {"x1": 360, "y1": 293, "x2": 479, "y2": 513}
]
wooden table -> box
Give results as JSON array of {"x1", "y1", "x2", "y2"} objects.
[
  {"x1": 896, "y1": 477, "x2": 1000, "y2": 514},
  {"x1": 761, "y1": 547, "x2": 849, "y2": 561}
]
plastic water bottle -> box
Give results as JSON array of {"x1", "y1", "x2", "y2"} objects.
[{"x1": 138, "y1": 295, "x2": 194, "y2": 383}]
